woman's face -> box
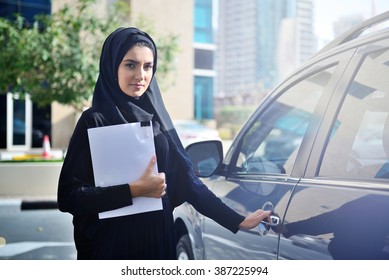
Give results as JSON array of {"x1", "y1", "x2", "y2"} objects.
[{"x1": 118, "y1": 46, "x2": 154, "y2": 98}]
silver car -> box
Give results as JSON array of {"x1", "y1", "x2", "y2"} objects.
[{"x1": 173, "y1": 11, "x2": 389, "y2": 260}]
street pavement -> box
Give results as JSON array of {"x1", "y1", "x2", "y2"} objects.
[{"x1": 0, "y1": 199, "x2": 76, "y2": 260}]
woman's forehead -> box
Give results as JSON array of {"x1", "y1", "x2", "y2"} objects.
[{"x1": 122, "y1": 46, "x2": 154, "y2": 61}]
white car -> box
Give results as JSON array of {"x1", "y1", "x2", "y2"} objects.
[{"x1": 173, "y1": 120, "x2": 221, "y2": 147}]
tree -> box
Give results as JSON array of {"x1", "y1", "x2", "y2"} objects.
[{"x1": 0, "y1": 0, "x2": 179, "y2": 111}]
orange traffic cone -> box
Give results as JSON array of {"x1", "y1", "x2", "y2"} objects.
[{"x1": 42, "y1": 135, "x2": 51, "y2": 158}]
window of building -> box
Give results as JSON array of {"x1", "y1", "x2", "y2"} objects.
[
  {"x1": 31, "y1": 103, "x2": 51, "y2": 148},
  {"x1": 194, "y1": 49, "x2": 214, "y2": 70},
  {"x1": 194, "y1": 76, "x2": 214, "y2": 120},
  {"x1": 194, "y1": 0, "x2": 213, "y2": 43},
  {"x1": 0, "y1": 95, "x2": 6, "y2": 148},
  {"x1": 0, "y1": 0, "x2": 51, "y2": 23}
]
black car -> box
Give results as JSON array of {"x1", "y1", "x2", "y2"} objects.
[{"x1": 173, "y1": 11, "x2": 389, "y2": 260}]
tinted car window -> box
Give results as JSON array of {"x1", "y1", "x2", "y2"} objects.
[
  {"x1": 233, "y1": 66, "x2": 336, "y2": 175},
  {"x1": 319, "y1": 48, "x2": 389, "y2": 180}
]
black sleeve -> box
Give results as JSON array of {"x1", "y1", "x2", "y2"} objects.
[
  {"x1": 185, "y1": 172, "x2": 245, "y2": 233},
  {"x1": 57, "y1": 110, "x2": 134, "y2": 215},
  {"x1": 167, "y1": 146, "x2": 245, "y2": 234}
]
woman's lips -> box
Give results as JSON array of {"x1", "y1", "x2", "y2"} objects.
[{"x1": 131, "y1": 84, "x2": 144, "y2": 89}]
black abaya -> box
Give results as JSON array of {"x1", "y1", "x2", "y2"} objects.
[{"x1": 57, "y1": 27, "x2": 245, "y2": 260}]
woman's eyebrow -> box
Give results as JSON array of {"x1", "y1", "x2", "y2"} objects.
[
  {"x1": 122, "y1": 59, "x2": 153, "y2": 64},
  {"x1": 122, "y1": 59, "x2": 138, "y2": 63}
]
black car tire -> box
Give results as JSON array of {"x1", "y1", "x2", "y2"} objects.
[{"x1": 176, "y1": 234, "x2": 194, "y2": 260}]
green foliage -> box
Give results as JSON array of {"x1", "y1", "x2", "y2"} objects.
[
  {"x1": 154, "y1": 34, "x2": 180, "y2": 90},
  {"x1": 216, "y1": 105, "x2": 256, "y2": 138},
  {"x1": 216, "y1": 105, "x2": 256, "y2": 126},
  {"x1": 0, "y1": 0, "x2": 179, "y2": 111},
  {"x1": 0, "y1": 16, "x2": 40, "y2": 95}
]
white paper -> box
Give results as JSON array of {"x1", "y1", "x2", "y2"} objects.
[{"x1": 87, "y1": 122, "x2": 163, "y2": 219}]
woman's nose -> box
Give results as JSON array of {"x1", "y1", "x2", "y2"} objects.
[{"x1": 135, "y1": 68, "x2": 145, "y2": 80}]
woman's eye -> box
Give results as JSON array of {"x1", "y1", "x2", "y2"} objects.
[{"x1": 125, "y1": 63, "x2": 135, "y2": 69}]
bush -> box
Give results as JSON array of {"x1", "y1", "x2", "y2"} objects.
[{"x1": 216, "y1": 105, "x2": 256, "y2": 139}]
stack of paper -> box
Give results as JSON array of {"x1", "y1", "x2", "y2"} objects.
[{"x1": 87, "y1": 121, "x2": 163, "y2": 219}]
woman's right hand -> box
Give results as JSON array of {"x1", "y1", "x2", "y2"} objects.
[{"x1": 129, "y1": 156, "x2": 167, "y2": 198}]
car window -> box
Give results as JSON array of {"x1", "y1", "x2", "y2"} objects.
[
  {"x1": 319, "y1": 48, "x2": 389, "y2": 180},
  {"x1": 232, "y1": 65, "x2": 336, "y2": 175}
]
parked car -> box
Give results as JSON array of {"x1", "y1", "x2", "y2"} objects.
[
  {"x1": 173, "y1": 120, "x2": 221, "y2": 147},
  {"x1": 173, "y1": 11, "x2": 389, "y2": 260}
]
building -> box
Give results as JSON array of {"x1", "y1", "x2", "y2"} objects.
[
  {"x1": 0, "y1": 0, "x2": 198, "y2": 154},
  {"x1": 278, "y1": 0, "x2": 316, "y2": 80},
  {"x1": 333, "y1": 14, "x2": 365, "y2": 38},
  {"x1": 216, "y1": 0, "x2": 315, "y2": 103},
  {"x1": 132, "y1": 0, "x2": 218, "y2": 121}
]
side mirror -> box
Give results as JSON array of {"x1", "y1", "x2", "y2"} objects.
[{"x1": 185, "y1": 140, "x2": 223, "y2": 177}]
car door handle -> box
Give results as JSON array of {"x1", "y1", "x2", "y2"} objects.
[
  {"x1": 258, "y1": 215, "x2": 280, "y2": 236},
  {"x1": 262, "y1": 215, "x2": 280, "y2": 226}
]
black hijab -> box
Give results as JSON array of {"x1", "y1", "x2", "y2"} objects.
[
  {"x1": 90, "y1": 27, "x2": 189, "y2": 207},
  {"x1": 92, "y1": 27, "x2": 154, "y2": 122},
  {"x1": 91, "y1": 27, "x2": 179, "y2": 135}
]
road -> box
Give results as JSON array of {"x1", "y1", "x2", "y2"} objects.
[{"x1": 0, "y1": 199, "x2": 76, "y2": 260}]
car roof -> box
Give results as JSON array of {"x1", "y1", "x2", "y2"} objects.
[{"x1": 268, "y1": 11, "x2": 389, "y2": 97}]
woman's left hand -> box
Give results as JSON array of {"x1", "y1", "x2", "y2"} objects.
[{"x1": 239, "y1": 209, "x2": 271, "y2": 230}]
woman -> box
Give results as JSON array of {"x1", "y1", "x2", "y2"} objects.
[{"x1": 57, "y1": 27, "x2": 270, "y2": 260}]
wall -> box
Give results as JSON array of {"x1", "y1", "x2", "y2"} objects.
[
  {"x1": 130, "y1": 0, "x2": 195, "y2": 120},
  {"x1": 0, "y1": 163, "x2": 62, "y2": 198}
]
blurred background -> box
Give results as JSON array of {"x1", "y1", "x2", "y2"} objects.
[
  {"x1": 1, "y1": 0, "x2": 389, "y2": 158},
  {"x1": 0, "y1": 0, "x2": 388, "y2": 260}
]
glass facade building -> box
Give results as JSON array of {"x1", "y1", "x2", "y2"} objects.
[
  {"x1": 0, "y1": 0, "x2": 51, "y2": 22},
  {"x1": 193, "y1": 0, "x2": 216, "y2": 120},
  {"x1": 216, "y1": 0, "x2": 315, "y2": 98}
]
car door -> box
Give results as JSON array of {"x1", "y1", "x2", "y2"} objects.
[
  {"x1": 279, "y1": 37, "x2": 389, "y2": 259},
  {"x1": 200, "y1": 50, "x2": 355, "y2": 259}
]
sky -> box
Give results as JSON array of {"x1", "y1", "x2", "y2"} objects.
[{"x1": 314, "y1": 0, "x2": 389, "y2": 41}]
